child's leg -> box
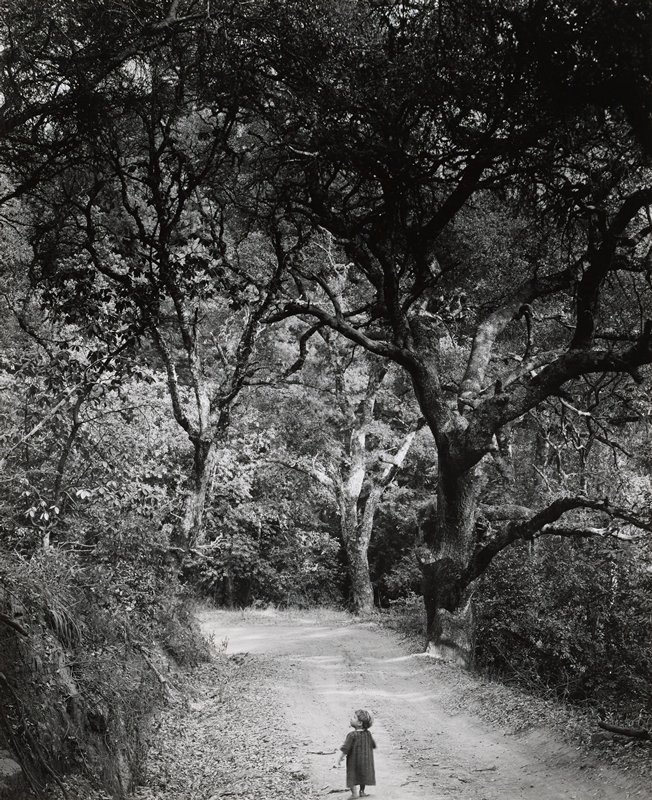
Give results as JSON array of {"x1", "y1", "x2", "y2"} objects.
[
  {"x1": 360, "y1": 786, "x2": 366, "y2": 796},
  {"x1": 349, "y1": 786, "x2": 359, "y2": 799}
]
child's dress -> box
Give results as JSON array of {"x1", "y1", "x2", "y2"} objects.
[{"x1": 340, "y1": 729, "x2": 376, "y2": 789}]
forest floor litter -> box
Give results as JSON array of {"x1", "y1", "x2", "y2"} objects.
[{"x1": 129, "y1": 608, "x2": 650, "y2": 800}]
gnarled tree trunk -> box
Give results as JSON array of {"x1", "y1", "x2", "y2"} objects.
[
  {"x1": 418, "y1": 464, "x2": 480, "y2": 667},
  {"x1": 343, "y1": 522, "x2": 375, "y2": 614}
]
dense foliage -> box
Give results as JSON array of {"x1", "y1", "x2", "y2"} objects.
[
  {"x1": 475, "y1": 537, "x2": 652, "y2": 720},
  {"x1": 1, "y1": 1, "x2": 652, "y2": 795}
]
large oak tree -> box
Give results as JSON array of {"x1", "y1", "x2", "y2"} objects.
[{"x1": 262, "y1": 0, "x2": 652, "y2": 661}]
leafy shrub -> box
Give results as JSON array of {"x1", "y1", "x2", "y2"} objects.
[
  {"x1": 0, "y1": 549, "x2": 162, "y2": 797},
  {"x1": 157, "y1": 597, "x2": 212, "y2": 666},
  {"x1": 379, "y1": 592, "x2": 426, "y2": 647},
  {"x1": 189, "y1": 523, "x2": 344, "y2": 608},
  {"x1": 0, "y1": 511, "x2": 211, "y2": 798},
  {"x1": 474, "y1": 537, "x2": 652, "y2": 721},
  {"x1": 369, "y1": 487, "x2": 432, "y2": 606},
  {"x1": 375, "y1": 552, "x2": 423, "y2": 603}
]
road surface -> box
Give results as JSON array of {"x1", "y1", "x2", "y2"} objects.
[{"x1": 198, "y1": 610, "x2": 650, "y2": 800}]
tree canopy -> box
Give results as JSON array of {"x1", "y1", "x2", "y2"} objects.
[{"x1": 1, "y1": 4, "x2": 652, "y2": 792}]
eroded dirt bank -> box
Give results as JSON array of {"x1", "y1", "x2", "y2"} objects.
[{"x1": 135, "y1": 611, "x2": 652, "y2": 800}]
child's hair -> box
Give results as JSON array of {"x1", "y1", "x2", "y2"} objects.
[{"x1": 355, "y1": 709, "x2": 373, "y2": 729}]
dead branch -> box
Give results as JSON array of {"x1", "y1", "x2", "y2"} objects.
[
  {"x1": 133, "y1": 645, "x2": 174, "y2": 701},
  {"x1": 598, "y1": 721, "x2": 650, "y2": 740}
]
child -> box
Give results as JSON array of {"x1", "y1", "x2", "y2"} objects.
[{"x1": 335, "y1": 709, "x2": 376, "y2": 798}]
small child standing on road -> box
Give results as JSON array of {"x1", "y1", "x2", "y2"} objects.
[{"x1": 334, "y1": 709, "x2": 376, "y2": 798}]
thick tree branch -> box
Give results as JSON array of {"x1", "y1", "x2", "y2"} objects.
[
  {"x1": 266, "y1": 458, "x2": 335, "y2": 490},
  {"x1": 284, "y1": 323, "x2": 324, "y2": 377},
  {"x1": 419, "y1": 151, "x2": 494, "y2": 243},
  {"x1": 463, "y1": 338, "x2": 652, "y2": 469},
  {"x1": 537, "y1": 525, "x2": 606, "y2": 538},
  {"x1": 217, "y1": 252, "x2": 285, "y2": 409},
  {"x1": 377, "y1": 419, "x2": 426, "y2": 490},
  {"x1": 459, "y1": 269, "x2": 572, "y2": 402},
  {"x1": 267, "y1": 301, "x2": 416, "y2": 368},
  {"x1": 463, "y1": 495, "x2": 651, "y2": 587},
  {"x1": 572, "y1": 187, "x2": 652, "y2": 349},
  {"x1": 148, "y1": 325, "x2": 196, "y2": 438},
  {"x1": 352, "y1": 420, "x2": 425, "y2": 544},
  {"x1": 342, "y1": 359, "x2": 387, "y2": 502}
]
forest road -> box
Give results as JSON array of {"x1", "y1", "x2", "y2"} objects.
[{"x1": 199, "y1": 611, "x2": 648, "y2": 800}]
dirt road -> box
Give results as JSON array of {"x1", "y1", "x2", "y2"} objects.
[{"x1": 199, "y1": 610, "x2": 649, "y2": 800}]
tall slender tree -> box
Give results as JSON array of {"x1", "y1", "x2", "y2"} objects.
[
  {"x1": 5, "y1": 4, "x2": 284, "y2": 547},
  {"x1": 273, "y1": 330, "x2": 423, "y2": 611}
]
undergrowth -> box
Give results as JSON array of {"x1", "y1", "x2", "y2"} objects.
[{"x1": 0, "y1": 541, "x2": 210, "y2": 800}]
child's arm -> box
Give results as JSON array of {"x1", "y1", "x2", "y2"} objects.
[{"x1": 334, "y1": 732, "x2": 353, "y2": 767}]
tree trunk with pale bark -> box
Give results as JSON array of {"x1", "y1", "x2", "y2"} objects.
[
  {"x1": 331, "y1": 360, "x2": 420, "y2": 614},
  {"x1": 343, "y1": 520, "x2": 375, "y2": 613},
  {"x1": 175, "y1": 439, "x2": 218, "y2": 548},
  {"x1": 337, "y1": 477, "x2": 377, "y2": 613}
]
